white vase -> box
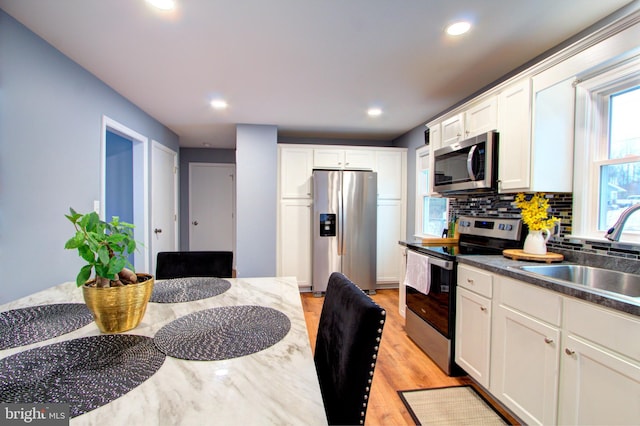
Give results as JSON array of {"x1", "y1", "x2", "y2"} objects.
[{"x1": 523, "y1": 229, "x2": 550, "y2": 255}]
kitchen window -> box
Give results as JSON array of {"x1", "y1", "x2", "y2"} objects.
[
  {"x1": 415, "y1": 145, "x2": 448, "y2": 237},
  {"x1": 574, "y1": 57, "x2": 640, "y2": 243}
]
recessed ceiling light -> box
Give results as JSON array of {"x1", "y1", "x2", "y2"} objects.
[
  {"x1": 210, "y1": 99, "x2": 228, "y2": 110},
  {"x1": 146, "y1": 0, "x2": 176, "y2": 11},
  {"x1": 367, "y1": 107, "x2": 382, "y2": 117},
  {"x1": 446, "y1": 21, "x2": 471, "y2": 36}
]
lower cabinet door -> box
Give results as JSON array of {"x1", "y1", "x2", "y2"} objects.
[
  {"x1": 377, "y1": 200, "x2": 402, "y2": 283},
  {"x1": 455, "y1": 286, "x2": 491, "y2": 388},
  {"x1": 278, "y1": 200, "x2": 311, "y2": 287},
  {"x1": 491, "y1": 304, "x2": 560, "y2": 425},
  {"x1": 559, "y1": 334, "x2": 640, "y2": 426}
]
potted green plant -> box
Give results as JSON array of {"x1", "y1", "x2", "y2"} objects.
[{"x1": 64, "y1": 207, "x2": 154, "y2": 333}]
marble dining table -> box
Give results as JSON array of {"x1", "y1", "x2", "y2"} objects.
[{"x1": 0, "y1": 276, "x2": 328, "y2": 425}]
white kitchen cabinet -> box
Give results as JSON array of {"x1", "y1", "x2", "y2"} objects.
[
  {"x1": 313, "y1": 148, "x2": 374, "y2": 170},
  {"x1": 529, "y1": 75, "x2": 574, "y2": 192},
  {"x1": 491, "y1": 276, "x2": 563, "y2": 425},
  {"x1": 558, "y1": 299, "x2": 640, "y2": 425},
  {"x1": 497, "y1": 78, "x2": 532, "y2": 192},
  {"x1": 427, "y1": 122, "x2": 441, "y2": 151},
  {"x1": 464, "y1": 96, "x2": 497, "y2": 138},
  {"x1": 496, "y1": 72, "x2": 574, "y2": 193},
  {"x1": 398, "y1": 247, "x2": 407, "y2": 318},
  {"x1": 438, "y1": 97, "x2": 497, "y2": 148},
  {"x1": 377, "y1": 199, "x2": 403, "y2": 283},
  {"x1": 455, "y1": 268, "x2": 640, "y2": 425},
  {"x1": 277, "y1": 144, "x2": 406, "y2": 289},
  {"x1": 374, "y1": 149, "x2": 407, "y2": 284},
  {"x1": 375, "y1": 150, "x2": 404, "y2": 200},
  {"x1": 277, "y1": 200, "x2": 312, "y2": 287},
  {"x1": 441, "y1": 113, "x2": 464, "y2": 146},
  {"x1": 455, "y1": 265, "x2": 493, "y2": 388},
  {"x1": 278, "y1": 146, "x2": 313, "y2": 199}
]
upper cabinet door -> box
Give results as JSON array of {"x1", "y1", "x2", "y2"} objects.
[
  {"x1": 313, "y1": 148, "x2": 345, "y2": 169},
  {"x1": 464, "y1": 96, "x2": 498, "y2": 138},
  {"x1": 428, "y1": 123, "x2": 442, "y2": 151},
  {"x1": 497, "y1": 78, "x2": 532, "y2": 192},
  {"x1": 344, "y1": 149, "x2": 374, "y2": 170},
  {"x1": 313, "y1": 148, "x2": 374, "y2": 170},
  {"x1": 441, "y1": 113, "x2": 464, "y2": 146},
  {"x1": 279, "y1": 147, "x2": 313, "y2": 199},
  {"x1": 375, "y1": 150, "x2": 404, "y2": 200}
]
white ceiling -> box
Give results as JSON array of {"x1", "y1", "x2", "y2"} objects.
[{"x1": 1, "y1": 0, "x2": 637, "y2": 148}]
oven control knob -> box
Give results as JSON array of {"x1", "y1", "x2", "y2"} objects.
[
  {"x1": 498, "y1": 224, "x2": 505, "y2": 230},
  {"x1": 506, "y1": 224, "x2": 513, "y2": 231}
]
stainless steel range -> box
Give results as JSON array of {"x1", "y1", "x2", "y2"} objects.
[{"x1": 403, "y1": 215, "x2": 524, "y2": 376}]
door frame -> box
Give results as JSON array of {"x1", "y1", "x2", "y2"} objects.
[
  {"x1": 188, "y1": 162, "x2": 236, "y2": 255},
  {"x1": 101, "y1": 115, "x2": 150, "y2": 273},
  {"x1": 151, "y1": 140, "x2": 179, "y2": 273}
]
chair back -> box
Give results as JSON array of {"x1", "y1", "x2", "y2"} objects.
[
  {"x1": 155, "y1": 251, "x2": 233, "y2": 279},
  {"x1": 314, "y1": 272, "x2": 386, "y2": 425}
]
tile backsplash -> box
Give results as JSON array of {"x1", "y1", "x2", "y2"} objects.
[{"x1": 449, "y1": 192, "x2": 640, "y2": 261}]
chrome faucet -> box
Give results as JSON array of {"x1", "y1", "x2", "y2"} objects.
[{"x1": 605, "y1": 203, "x2": 640, "y2": 241}]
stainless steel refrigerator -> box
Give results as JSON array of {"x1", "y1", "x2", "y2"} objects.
[{"x1": 312, "y1": 169, "x2": 377, "y2": 294}]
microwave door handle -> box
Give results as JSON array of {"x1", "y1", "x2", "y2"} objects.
[{"x1": 466, "y1": 145, "x2": 478, "y2": 180}]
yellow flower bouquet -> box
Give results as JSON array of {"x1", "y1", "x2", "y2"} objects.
[{"x1": 514, "y1": 193, "x2": 559, "y2": 231}]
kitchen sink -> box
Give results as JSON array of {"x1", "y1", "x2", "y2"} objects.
[{"x1": 518, "y1": 264, "x2": 640, "y2": 298}]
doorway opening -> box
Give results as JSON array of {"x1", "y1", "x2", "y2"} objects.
[{"x1": 101, "y1": 116, "x2": 149, "y2": 273}]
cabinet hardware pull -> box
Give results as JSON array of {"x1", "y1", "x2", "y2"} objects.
[
  {"x1": 154, "y1": 228, "x2": 162, "y2": 234},
  {"x1": 480, "y1": 306, "x2": 487, "y2": 312},
  {"x1": 467, "y1": 278, "x2": 474, "y2": 284},
  {"x1": 192, "y1": 220, "x2": 199, "y2": 226},
  {"x1": 565, "y1": 348, "x2": 575, "y2": 356},
  {"x1": 544, "y1": 337, "x2": 554, "y2": 344}
]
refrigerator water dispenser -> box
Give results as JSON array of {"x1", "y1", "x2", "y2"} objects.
[{"x1": 319, "y1": 213, "x2": 336, "y2": 237}]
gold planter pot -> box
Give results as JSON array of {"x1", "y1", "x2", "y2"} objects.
[{"x1": 82, "y1": 273, "x2": 154, "y2": 333}]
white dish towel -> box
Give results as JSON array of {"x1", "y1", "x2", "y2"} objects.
[{"x1": 404, "y1": 250, "x2": 431, "y2": 295}]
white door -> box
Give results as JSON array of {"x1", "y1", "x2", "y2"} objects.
[
  {"x1": 189, "y1": 163, "x2": 235, "y2": 252},
  {"x1": 151, "y1": 141, "x2": 178, "y2": 273}
]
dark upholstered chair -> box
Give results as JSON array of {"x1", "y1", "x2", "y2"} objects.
[
  {"x1": 155, "y1": 251, "x2": 233, "y2": 279},
  {"x1": 314, "y1": 272, "x2": 386, "y2": 425}
]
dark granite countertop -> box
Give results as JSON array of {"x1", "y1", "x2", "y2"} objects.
[
  {"x1": 458, "y1": 255, "x2": 639, "y2": 317},
  {"x1": 399, "y1": 240, "x2": 640, "y2": 317}
]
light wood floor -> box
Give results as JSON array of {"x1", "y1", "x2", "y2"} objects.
[{"x1": 301, "y1": 289, "x2": 520, "y2": 426}]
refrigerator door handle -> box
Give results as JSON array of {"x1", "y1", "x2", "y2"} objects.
[{"x1": 338, "y1": 188, "x2": 345, "y2": 256}]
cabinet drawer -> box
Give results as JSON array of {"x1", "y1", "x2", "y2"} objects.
[
  {"x1": 496, "y1": 276, "x2": 562, "y2": 326},
  {"x1": 458, "y1": 265, "x2": 493, "y2": 298},
  {"x1": 565, "y1": 299, "x2": 640, "y2": 363}
]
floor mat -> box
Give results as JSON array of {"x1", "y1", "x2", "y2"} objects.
[{"x1": 398, "y1": 385, "x2": 510, "y2": 425}]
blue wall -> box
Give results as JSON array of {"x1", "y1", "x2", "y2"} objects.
[
  {"x1": 106, "y1": 131, "x2": 134, "y2": 226},
  {"x1": 236, "y1": 124, "x2": 278, "y2": 277},
  {"x1": 106, "y1": 131, "x2": 134, "y2": 265},
  {"x1": 0, "y1": 10, "x2": 179, "y2": 303}
]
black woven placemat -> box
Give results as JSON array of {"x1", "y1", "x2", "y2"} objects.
[
  {"x1": 0, "y1": 303, "x2": 94, "y2": 350},
  {"x1": 154, "y1": 305, "x2": 291, "y2": 360},
  {"x1": 149, "y1": 277, "x2": 231, "y2": 303},
  {"x1": 0, "y1": 334, "x2": 166, "y2": 418}
]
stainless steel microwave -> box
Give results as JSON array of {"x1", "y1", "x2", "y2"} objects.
[{"x1": 433, "y1": 131, "x2": 498, "y2": 193}]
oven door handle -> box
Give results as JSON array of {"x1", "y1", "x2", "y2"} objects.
[
  {"x1": 429, "y1": 256, "x2": 454, "y2": 271},
  {"x1": 408, "y1": 250, "x2": 454, "y2": 270}
]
